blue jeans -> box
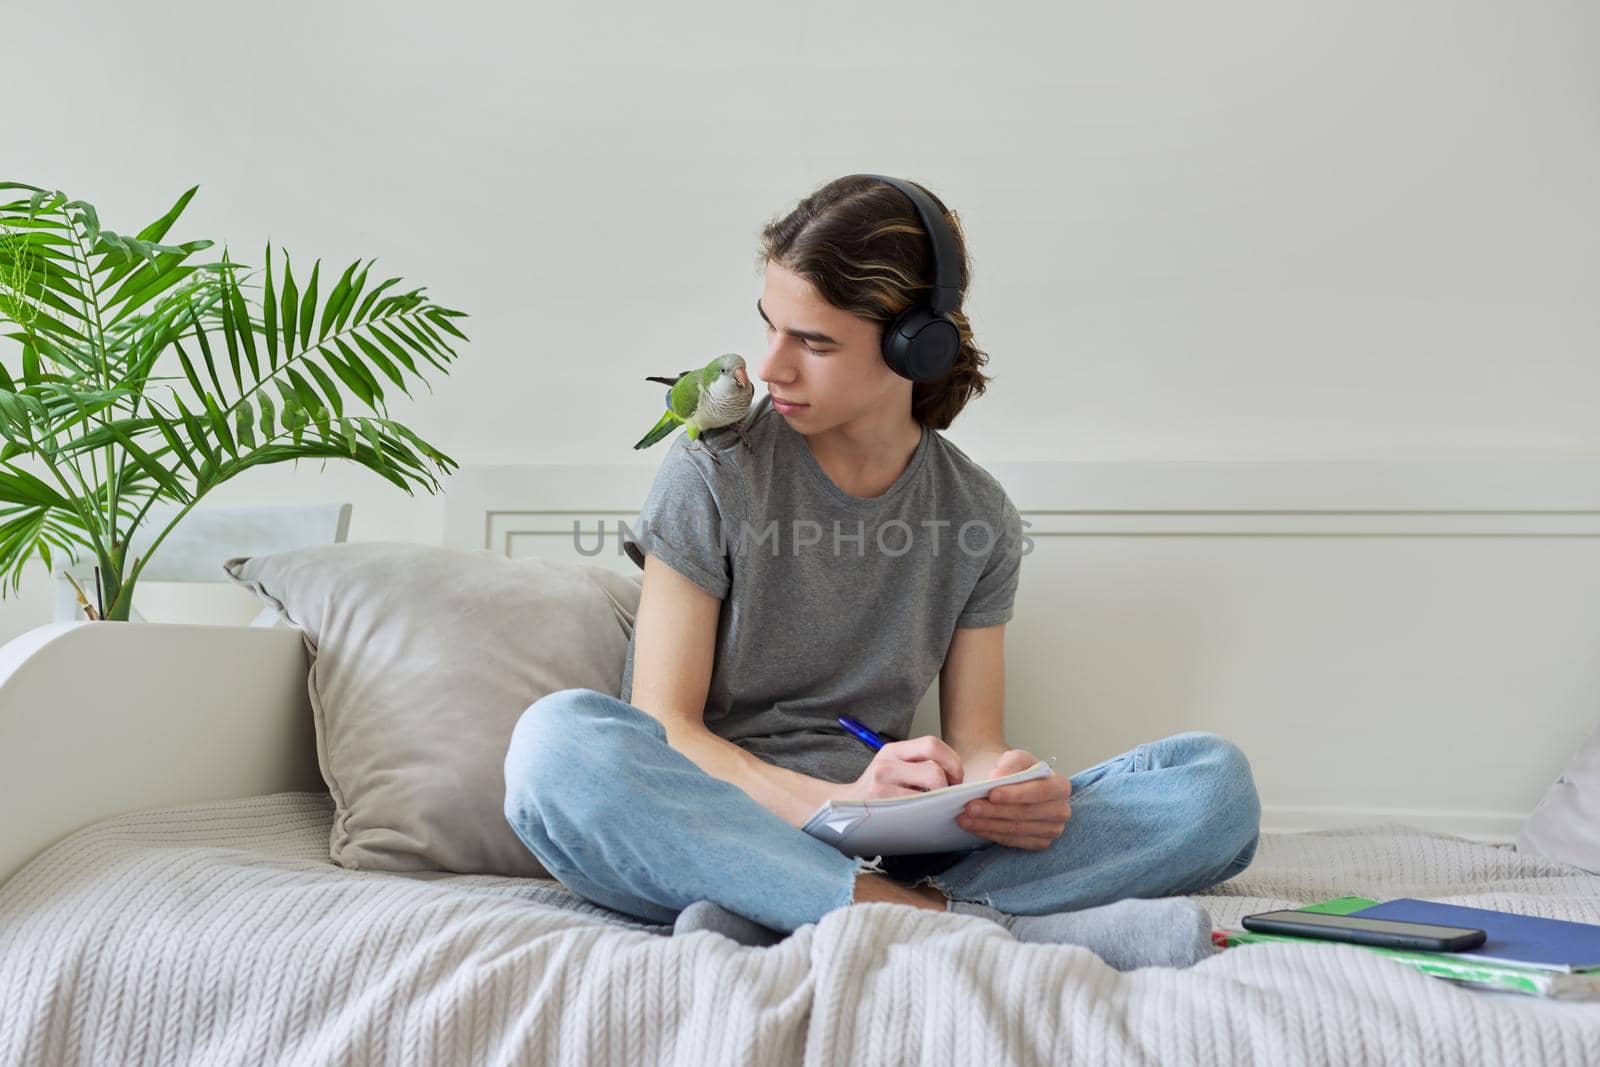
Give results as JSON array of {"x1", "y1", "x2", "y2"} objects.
[{"x1": 503, "y1": 688, "x2": 1261, "y2": 934}]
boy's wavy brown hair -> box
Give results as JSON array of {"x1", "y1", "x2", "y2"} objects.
[{"x1": 756, "y1": 175, "x2": 993, "y2": 430}]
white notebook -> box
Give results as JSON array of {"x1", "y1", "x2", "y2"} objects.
[{"x1": 801, "y1": 760, "x2": 1054, "y2": 857}]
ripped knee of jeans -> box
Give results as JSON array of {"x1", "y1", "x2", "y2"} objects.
[
  {"x1": 853, "y1": 854, "x2": 887, "y2": 876},
  {"x1": 909, "y1": 872, "x2": 993, "y2": 908}
]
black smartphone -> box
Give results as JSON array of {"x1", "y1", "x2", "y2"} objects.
[{"x1": 1240, "y1": 910, "x2": 1487, "y2": 952}]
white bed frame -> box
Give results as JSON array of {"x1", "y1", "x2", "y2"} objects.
[
  {"x1": 2, "y1": 458, "x2": 1596, "y2": 885},
  {"x1": 0, "y1": 621, "x2": 323, "y2": 883}
]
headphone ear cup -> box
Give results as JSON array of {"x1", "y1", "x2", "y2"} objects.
[{"x1": 882, "y1": 306, "x2": 960, "y2": 382}]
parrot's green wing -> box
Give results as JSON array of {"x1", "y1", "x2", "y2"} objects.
[
  {"x1": 635, "y1": 359, "x2": 718, "y2": 450},
  {"x1": 633, "y1": 409, "x2": 686, "y2": 450},
  {"x1": 668, "y1": 372, "x2": 704, "y2": 418}
]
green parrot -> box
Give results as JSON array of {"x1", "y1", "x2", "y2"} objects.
[{"x1": 634, "y1": 352, "x2": 756, "y2": 465}]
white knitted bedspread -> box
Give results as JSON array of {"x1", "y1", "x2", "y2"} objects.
[{"x1": 2, "y1": 791, "x2": 1599, "y2": 1066}]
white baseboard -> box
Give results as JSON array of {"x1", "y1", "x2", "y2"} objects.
[{"x1": 1261, "y1": 804, "x2": 1526, "y2": 844}]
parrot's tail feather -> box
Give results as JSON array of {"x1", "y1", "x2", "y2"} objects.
[
  {"x1": 633, "y1": 411, "x2": 682, "y2": 450},
  {"x1": 643, "y1": 376, "x2": 678, "y2": 386}
]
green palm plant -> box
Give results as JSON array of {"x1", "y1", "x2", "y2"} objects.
[{"x1": 0, "y1": 180, "x2": 465, "y2": 620}]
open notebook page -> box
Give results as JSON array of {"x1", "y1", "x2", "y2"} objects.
[{"x1": 801, "y1": 760, "x2": 1053, "y2": 857}]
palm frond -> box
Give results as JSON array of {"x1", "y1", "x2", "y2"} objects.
[{"x1": 0, "y1": 180, "x2": 469, "y2": 612}]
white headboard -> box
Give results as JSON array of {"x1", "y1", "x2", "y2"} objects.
[{"x1": 443, "y1": 459, "x2": 1600, "y2": 842}]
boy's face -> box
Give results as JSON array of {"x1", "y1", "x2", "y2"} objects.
[{"x1": 755, "y1": 260, "x2": 905, "y2": 432}]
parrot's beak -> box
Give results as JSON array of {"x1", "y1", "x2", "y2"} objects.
[{"x1": 734, "y1": 367, "x2": 749, "y2": 389}]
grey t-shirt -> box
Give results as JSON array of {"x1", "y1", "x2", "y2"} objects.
[{"x1": 619, "y1": 392, "x2": 1026, "y2": 785}]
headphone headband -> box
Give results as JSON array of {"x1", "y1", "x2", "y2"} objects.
[{"x1": 855, "y1": 174, "x2": 961, "y2": 314}]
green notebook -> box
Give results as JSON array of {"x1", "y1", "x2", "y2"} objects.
[{"x1": 1212, "y1": 896, "x2": 1600, "y2": 1000}]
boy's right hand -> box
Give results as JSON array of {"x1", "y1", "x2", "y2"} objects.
[{"x1": 839, "y1": 735, "x2": 965, "y2": 801}]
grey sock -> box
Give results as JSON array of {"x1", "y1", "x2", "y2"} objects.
[
  {"x1": 672, "y1": 900, "x2": 787, "y2": 948},
  {"x1": 947, "y1": 896, "x2": 1215, "y2": 970}
]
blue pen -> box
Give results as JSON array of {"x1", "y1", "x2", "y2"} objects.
[{"x1": 836, "y1": 715, "x2": 886, "y2": 752}]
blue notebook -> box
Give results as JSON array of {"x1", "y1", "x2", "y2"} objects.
[{"x1": 1354, "y1": 898, "x2": 1600, "y2": 973}]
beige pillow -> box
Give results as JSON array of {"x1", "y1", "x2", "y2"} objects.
[{"x1": 223, "y1": 541, "x2": 642, "y2": 879}]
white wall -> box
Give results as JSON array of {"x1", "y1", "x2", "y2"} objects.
[
  {"x1": 451, "y1": 459, "x2": 1600, "y2": 840},
  {"x1": 1, "y1": 0, "x2": 1596, "y2": 639}
]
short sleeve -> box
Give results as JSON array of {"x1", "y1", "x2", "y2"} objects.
[
  {"x1": 955, "y1": 492, "x2": 1025, "y2": 629},
  {"x1": 621, "y1": 438, "x2": 735, "y2": 600}
]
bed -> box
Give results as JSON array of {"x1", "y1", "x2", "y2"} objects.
[
  {"x1": 1, "y1": 622, "x2": 1599, "y2": 1065},
  {"x1": 3, "y1": 792, "x2": 1600, "y2": 1064}
]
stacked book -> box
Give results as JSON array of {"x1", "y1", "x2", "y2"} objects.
[{"x1": 1213, "y1": 896, "x2": 1600, "y2": 1000}]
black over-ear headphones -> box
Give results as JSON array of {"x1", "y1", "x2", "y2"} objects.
[{"x1": 853, "y1": 174, "x2": 963, "y2": 382}]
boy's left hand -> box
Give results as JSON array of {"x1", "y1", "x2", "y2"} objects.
[{"x1": 956, "y1": 748, "x2": 1072, "y2": 850}]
